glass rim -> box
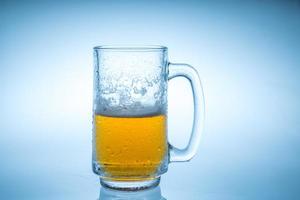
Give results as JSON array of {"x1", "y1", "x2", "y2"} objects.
[{"x1": 93, "y1": 45, "x2": 168, "y2": 51}]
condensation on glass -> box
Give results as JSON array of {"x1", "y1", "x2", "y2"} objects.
[{"x1": 92, "y1": 45, "x2": 205, "y2": 190}]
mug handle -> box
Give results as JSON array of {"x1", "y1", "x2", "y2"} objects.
[{"x1": 168, "y1": 63, "x2": 205, "y2": 162}]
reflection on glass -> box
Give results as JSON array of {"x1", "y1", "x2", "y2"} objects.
[{"x1": 99, "y1": 185, "x2": 166, "y2": 200}]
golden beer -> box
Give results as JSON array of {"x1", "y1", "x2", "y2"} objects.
[{"x1": 94, "y1": 114, "x2": 167, "y2": 180}]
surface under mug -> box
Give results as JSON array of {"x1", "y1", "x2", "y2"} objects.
[{"x1": 92, "y1": 45, "x2": 204, "y2": 190}]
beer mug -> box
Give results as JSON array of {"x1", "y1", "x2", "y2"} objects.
[{"x1": 92, "y1": 46, "x2": 205, "y2": 190}]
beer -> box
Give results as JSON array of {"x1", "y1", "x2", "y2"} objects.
[{"x1": 94, "y1": 114, "x2": 167, "y2": 179}]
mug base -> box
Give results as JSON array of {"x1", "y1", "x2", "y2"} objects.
[{"x1": 100, "y1": 177, "x2": 160, "y2": 191}]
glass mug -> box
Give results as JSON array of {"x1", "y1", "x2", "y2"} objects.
[{"x1": 92, "y1": 45, "x2": 205, "y2": 190}]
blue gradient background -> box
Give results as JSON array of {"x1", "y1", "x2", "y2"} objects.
[{"x1": 1, "y1": 0, "x2": 300, "y2": 199}]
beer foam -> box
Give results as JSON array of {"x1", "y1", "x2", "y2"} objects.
[
  {"x1": 94, "y1": 70, "x2": 167, "y2": 117},
  {"x1": 94, "y1": 103, "x2": 166, "y2": 117}
]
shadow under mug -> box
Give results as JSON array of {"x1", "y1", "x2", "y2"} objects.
[{"x1": 92, "y1": 45, "x2": 205, "y2": 190}]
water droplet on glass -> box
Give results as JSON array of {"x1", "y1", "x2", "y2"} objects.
[
  {"x1": 147, "y1": 81, "x2": 153, "y2": 87},
  {"x1": 140, "y1": 88, "x2": 147, "y2": 96}
]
